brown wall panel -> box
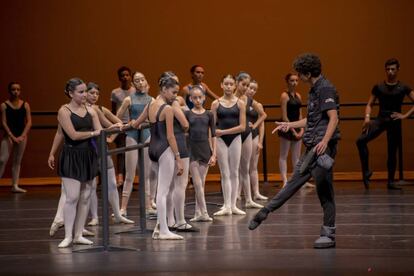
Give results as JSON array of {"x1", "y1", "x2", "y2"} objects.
[{"x1": 1, "y1": 0, "x2": 413, "y2": 178}]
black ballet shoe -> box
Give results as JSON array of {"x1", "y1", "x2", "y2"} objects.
[
  {"x1": 248, "y1": 208, "x2": 270, "y2": 230},
  {"x1": 387, "y1": 183, "x2": 402, "y2": 190},
  {"x1": 168, "y1": 225, "x2": 177, "y2": 231},
  {"x1": 363, "y1": 171, "x2": 372, "y2": 190}
]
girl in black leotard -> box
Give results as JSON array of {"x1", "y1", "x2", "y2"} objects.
[
  {"x1": 0, "y1": 82, "x2": 32, "y2": 193},
  {"x1": 154, "y1": 71, "x2": 196, "y2": 232},
  {"x1": 274, "y1": 73, "x2": 306, "y2": 188},
  {"x1": 210, "y1": 74, "x2": 246, "y2": 216},
  {"x1": 56, "y1": 78, "x2": 102, "y2": 248},
  {"x1": 86, "y1": 82, "x2": 134, "y2": 226},
  {"x1": 234, "y1": 72, "x2": 263, "y2": 209},
  {"x1": 130, "y1": 74, "x2": 184, "y2": 240},
  {"x1": 186, "y1": 85, "x2": 216, "y2": 222},
  {"x1": 47, "y1": 83, "x2": 133, "y2": 237},
  {"x1": 245, "y1": 80, "x2": 268, "y2": 201}
]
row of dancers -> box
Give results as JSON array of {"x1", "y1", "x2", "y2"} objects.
[
  {"x1": 46, "y1": 69, "x2": 272, "y2": 246},
  {"x1": 2, "y1": 54, "x2": 413, "y2": 249}
]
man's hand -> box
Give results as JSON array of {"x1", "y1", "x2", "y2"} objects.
[
  {"x1": 314, "y1": 139, "x2": 328, "y2": 155},
  {"x1": 271, "y1": 121, "x2": 290, "y2": 134}
]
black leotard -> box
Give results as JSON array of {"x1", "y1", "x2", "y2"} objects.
[
  {"x1": 185, "y1": 110, "x2": 216, "y2": 164},
  {"x1": 247, "y1": 98, "x2": 259, "y2": 139},
  {"x1": 278, "y1": 93, "x2": 301, "y2": 141},
  {"x1": 149, "y1": 104, "x2": 169, "y2": 162},
  {"x1": 58, "y1": 106, "x2": 98, "y2": 182},
  {"x1": 216, "y1": 101, "x2": 241, "y2": 147},
  {"x1": 173, "y1": 117, "x2": 189, "y2": 159},
  {"x1": 241, "y1": 98, "x2": 253, "y2": 142},
  {"x1": 5, "y1": 101, "x2": 26, "y2": 137}
]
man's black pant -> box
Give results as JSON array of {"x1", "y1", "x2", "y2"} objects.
[
  {"x1": 356, "y1": 117, "x2": 401, "y2": 183},
  {"x1": 266, "y1": 141, "x2": 337, "y2": 227}
]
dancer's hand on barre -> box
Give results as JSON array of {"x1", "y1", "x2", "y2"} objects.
[
  {"x1": 106, "y1": 122, "x2": 123, "y2": 131},
  {"x1": 272, "y1": 121, "x2": 290, "y2": 134},
  {"x1": 120, "y1": 122, "x2": 133, "y2": 131}
]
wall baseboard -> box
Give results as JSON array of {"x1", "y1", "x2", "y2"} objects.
[{"x1": 1, "y1": 171, "x2": 413, "y2": 186}]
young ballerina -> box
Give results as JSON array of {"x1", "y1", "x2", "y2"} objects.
[
  {"x1": 245, "y1": 80, "x2": 268, "y2": 200},
  {"x1": 56, "y1": 78, "x2": 101, "y2": 248},
  {"x1": 276, "y1": 73, "x2": 313, "y2": 188},
  {"x1": 85, "y1": 82, "x2": 134, "y2": 225},
  {"x1": 0, "y1": 82, "x2": 32, "y2": 193},
  {"x1": 116, "y1": 72, "x2": 156, "y2": 217},
  {"x1": 129, "y1": 73, "x2": 184, "y2": 240},
  {"x1": 210, "y1": 74, "x2": 246, "y2": 216},
  {"x1": 234, "y1": 72, "x2": 263, "y2": 209},
  {"x1": 185, "y1": 85, "x2": 216, "y2": 222},
  {"x1": 182, "y1": 65, "x2": 219, "y2": 109},
  {"x1": 48, "y1": 83, "x2": 133, "y2": 237},
  {"x1": 48, "y1": 126, "x2": 96, "y2": 237},
  {"x1": 159, "y1": 72, "x2": 196, "y2": 232},
  {"x1": 110, "y1": 66, "x2": 135, "y2": 186}
]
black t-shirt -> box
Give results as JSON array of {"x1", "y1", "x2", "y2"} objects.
[
  {"x1": 372, "y1": 81, "x2": 412, "y2": 117},
  {"x1": 302, "y1": 76, "x2": 340, "y2": 148}
]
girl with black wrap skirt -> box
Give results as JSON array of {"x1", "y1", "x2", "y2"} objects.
[{"x1": 56, "y1": 78, "x2": 101, "y2": 248}]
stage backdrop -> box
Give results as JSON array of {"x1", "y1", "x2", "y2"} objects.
[{"x1": 1, "y1": 0, "x2": 413, "y2": 179}]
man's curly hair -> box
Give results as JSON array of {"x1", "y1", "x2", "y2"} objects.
[{"x1": 293, "y1": 53, "x2": 322, "y2": 77}]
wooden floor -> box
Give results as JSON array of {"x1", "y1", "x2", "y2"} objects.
[{"x1": 1, "y1": 181, "x2": 414, "y2": 275}]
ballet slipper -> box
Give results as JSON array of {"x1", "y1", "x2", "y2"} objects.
[
  {"x1": 146, "y1": 207, "x2": 157, "y2": 216},
  {"x1": 190, "y1": 213, "x2": 213, "y2": 222},
  {"x1": 114, "y1": 215, "x2": 134, "y2": 224},
  {"x1": 151, "y1": 201, "x2": 157, "y2": 210},
  {"x1": 58, "y1": 238, "x2": 72, "y2": 248},
  {"x1": 157, "y1": 232, "x2": 184, "y2": 240},
  {"x1": 82, "y1": 229, "x2": 95, "y2": 236},
  {"x1": 176, "y1": 222, "x2": 199, "y2": 232},
  {"x1": 49, "y1": 220, "x2": 64, "y2": 237},
  {"x1": 73, "y1": 236, "x2": 93, "y2": 245},
  {"x1": 11, "y1": 186, "x2": 27, "y2": 193},
  {"x1": 213, "y1": 207, "x2": 232, "y2": 216},
  {"x1": 254, "y1": 194, "x2": 268, "y2": 201},
  {"x1": 119, "y1": 209, "x2": 127, "y2": 217},
  {"x1": 231, "y1": 206, "x2": 246, "y2": 215},
  {"x1": 87, "y1": 218, "x2": 99, "y2": 226},
  {"x1": 245, "y1": 200, "x2": 264, "y2": 209}
]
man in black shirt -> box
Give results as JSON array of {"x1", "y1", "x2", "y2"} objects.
[
  {"x1": 248, "y1": 53, "x2": 340, "y2": 249},
  {"x1": 356, "y1": 58, "x2": 414, "y2": 190}
]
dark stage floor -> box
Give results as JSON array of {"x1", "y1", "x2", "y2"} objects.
[{"x1": 1, "y1": 181, "x2": 414, "y2": 275}]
